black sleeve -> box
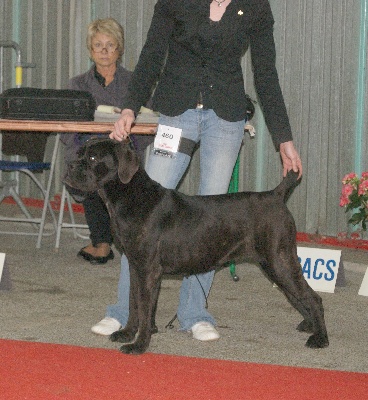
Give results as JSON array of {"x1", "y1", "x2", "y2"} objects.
[
  {"x1": 249, "y1": 0, "x2": 293, "y2": 148},
  {"x1": 122, "y1": 0, "x2": 175, "y2": 113}
]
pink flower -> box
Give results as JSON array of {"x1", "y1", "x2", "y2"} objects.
[
  {"x1": 358, "y1": 180, "x2": 368, "y2": 195},
  {"x1": 342, "y1": 172, "x2": 357, "y2": 184},
  {"x1": 361, "y1": 171, "x2": 368, "y2": 180},
  {"x1": 341, "y1": 183, "x2": 354, "y2": 197},
  {"x1": 339, "y1": 183, "x2": 355, "y2": 207},
  {"x1": 339, "y1": 195, "x2": 349, "y2": 207},
  {"x1": 341, "y1": 172, "x2": 368, "y2": 231}
]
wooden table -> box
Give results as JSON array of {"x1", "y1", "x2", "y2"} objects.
[
  {"x1": 0, "y1": 119, "x2": 157, "y2": 248},
  {"x1": 0, "y1": 118, "x2": 157, "y2": 134}
]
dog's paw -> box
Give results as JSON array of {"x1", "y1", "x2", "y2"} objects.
[
  {"x1": 110, "y1": 330, "x2": 135, "y2": 343},
  {"x1": 305, "y1": 333, "x2": 329, "y2": 349},
  {"x1": 296, "y1": 319, "x2": 314, "y2": 333},
  {"x1": 119, "y1": 343, "x2": 147, "y2": 355}
]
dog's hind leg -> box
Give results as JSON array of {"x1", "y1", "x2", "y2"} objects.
[
  {"x1": 150, "y1": 282, "x2": 160, "y2": 335},
  {"x1": 259, "y1": 251, "x2": 329, "y2": 349},
  {"x1": 259, "y1": 259, "x2": 315, "y2": 326}
]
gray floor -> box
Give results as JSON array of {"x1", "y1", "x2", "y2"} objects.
[{"x1": 1, "y1": 203, "x2": 368, "y2": 373}]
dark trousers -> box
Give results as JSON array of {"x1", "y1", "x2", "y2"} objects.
[
  {"x1": 65, "y1": 185, "x2": 113, "y2": 246},
  {"x1": 82, "y1": 191, "x2": 113, "y2": 246}
]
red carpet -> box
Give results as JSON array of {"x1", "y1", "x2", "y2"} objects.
[{"x1": 0, "y1": 339, "x2": 367, "y2": 399}]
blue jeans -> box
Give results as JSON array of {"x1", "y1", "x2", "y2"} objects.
[{"x1": 106, "y1": 109, "x2": 245, "y2": 330}]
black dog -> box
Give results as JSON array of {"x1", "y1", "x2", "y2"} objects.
[{"x1": 64, "y1": 137, "x2": 329, "y2": 355}]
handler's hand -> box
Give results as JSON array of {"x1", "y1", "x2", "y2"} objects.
[
  {"x1": 279, "y1": 141, "x2": 302, "y2": 179},
  {"x1": 109, "y1": 109, "x2": 135, "y2": 141}
]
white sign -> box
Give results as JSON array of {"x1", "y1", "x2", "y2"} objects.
[
  {"x1": 358, "y1": 267, "x2": 368, "y2": 296},
  {"x1": 297, "y1": 247, "x2": 341, "y2": 293},
  {"x1": 154, "y1": 124, "x2": 182, "y2": 155},
  {"x1": 0, "y1": 253, "x2": 5, "y2": 283}
]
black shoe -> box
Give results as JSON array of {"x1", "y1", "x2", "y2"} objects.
[{"x1": 78, "y1": 248, "x2": 114, "y2": 265}]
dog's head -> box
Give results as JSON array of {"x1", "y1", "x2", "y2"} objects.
[{"x1": 64, "y1": 137, "x2": 140, "y2": 192}]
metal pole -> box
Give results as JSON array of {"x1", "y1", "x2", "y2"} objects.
[
  {"x1": 227, "y1": 157, "x2": 240, "y2": 281},
  {"x1": 355, "y1": 0, "x2": 368, "y2": 175},
  {"x1": 0, "y1": 41, "x2": 22, "y2": 88}
]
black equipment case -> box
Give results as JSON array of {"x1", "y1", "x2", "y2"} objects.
[{"x1": 0, "y1": 87, "x2": 96, "y2": 121}]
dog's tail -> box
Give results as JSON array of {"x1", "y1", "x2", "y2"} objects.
[{"x1": 275, "y1": 170, "x2": 301, "y2": 202}]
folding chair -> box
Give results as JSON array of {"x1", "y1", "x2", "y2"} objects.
[
  {"x1": 0, "y1": 139, "x2": 58, "y2": 247},
  {"x1": 55, "y1": 184, "x2": 89, "y2": 250},
  {"x1": 0, "y1": 40, "x2": 55, "y2": 247}
]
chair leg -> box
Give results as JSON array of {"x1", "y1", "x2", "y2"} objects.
[
  {"x1": 55, "y1": 185, "x2": 67, "y2": 250},
  {"x1": 9, "y1": 185, "x2": 38, "y2": 227},
  {"x1": 36, "y1": 134, "x2": 60, "y2": 248},
  {"x1": 33, "y1": 173, "x2": 57, "y2": 248},
  {"x1": 1, "y1": 134, "x2": 59, "y2": 248},
  {"x1": 65, "y1": 189, "x2": 80, "y2": 239},
  {"x1": 65, "y1": 190, "x2": 89, "y2": 240},
  {"x1": 55, "y1": 185, "x2": 89, "y2": 250},
  {"x1": 0, "y1": 180, "x2": 38, "y2": 230}
]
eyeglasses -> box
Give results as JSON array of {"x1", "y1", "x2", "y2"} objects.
[{"x1": 91, "y1": 42, "x2": 117, "y2": 53}]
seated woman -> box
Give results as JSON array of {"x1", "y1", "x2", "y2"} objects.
[{"x1": 62, "y1": 17, "x2": 153, "y2": 265}]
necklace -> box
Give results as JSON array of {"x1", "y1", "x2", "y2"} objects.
[{"x1": 214, "y1": 0, "x2": 226, "y2": 6}]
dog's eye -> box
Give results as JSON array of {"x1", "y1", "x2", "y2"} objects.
[{"x1": 89, "y1": 155, "x2": 97, "y2": 163}]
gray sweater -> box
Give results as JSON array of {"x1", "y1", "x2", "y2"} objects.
[{"x1": 62, "y1": 64, "x2": 139, "y2": 164}]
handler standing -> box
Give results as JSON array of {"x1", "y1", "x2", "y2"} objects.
[{"x1": 93, "y1": 0, "x2": 302, "y2": 341}]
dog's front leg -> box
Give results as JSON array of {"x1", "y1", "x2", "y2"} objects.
[
  {"x1": 110, "y1": 267, "x2": 139, "y2": 345},
  {"x1": 119, "y1": 266, "x2": 162, "y2": 355}
]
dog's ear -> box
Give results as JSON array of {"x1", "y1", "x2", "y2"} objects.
[{"x1": 116, "y1": 142, "x2": 140, "y2": 184}]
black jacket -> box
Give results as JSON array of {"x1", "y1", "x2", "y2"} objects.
[{"x1": 123, "y1": 0, "x2": 293, "y2": 147}]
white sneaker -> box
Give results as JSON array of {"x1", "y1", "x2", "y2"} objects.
[
  {"x1": 91, "y1": 317, "x2": 121, "y2": 336},
  {"x1": 191, "y1": 322, "x2": 220, "y2": 341}
]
